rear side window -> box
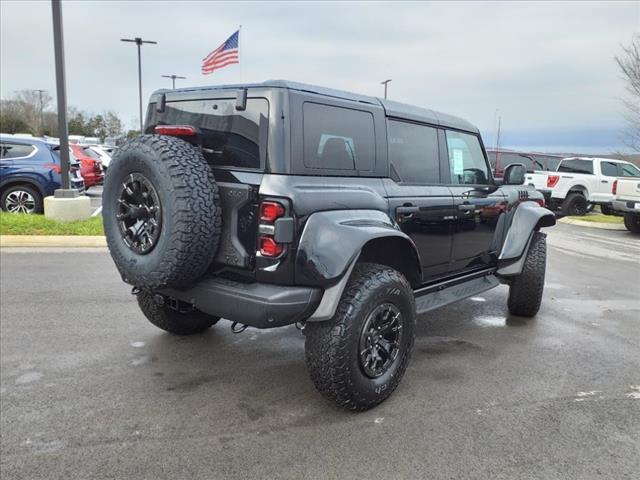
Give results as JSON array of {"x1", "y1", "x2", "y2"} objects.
[
  {"x1": 303, "y1": 103, "x2": 375, "y2": 171},
  {"x1": 558, "y1": 159, "x2": 593, "y2": 174},
  {"x1": 0, "y1": 142, "x2": 36, "y2": 159},
  {"x1": 600, "y1": 161, "x2": 618, "y2": 177},
  {"x1": 387, "y1": 120, "x2": 439, "y2": 184},
  {"x1": 153, "y1": 98, "x2": 269, "y2": 170},
  {"x1": 445, "y1": 130, "x2": 490, "y2": 185}
]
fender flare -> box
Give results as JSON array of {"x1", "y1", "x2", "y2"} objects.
[
  {"x1": 296, "y1": 209, "x2": 422, "y2": 321},
  {"x1": 0, "y1": 176, "x2": 47, "y2": 198},
  {"x1": 496, "y1": 201, "x2": 555, "y2": 276}
]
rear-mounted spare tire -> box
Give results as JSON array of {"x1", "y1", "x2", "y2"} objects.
[{"x1": 103, "y1": 135, "x2": 222, "y2": 290}]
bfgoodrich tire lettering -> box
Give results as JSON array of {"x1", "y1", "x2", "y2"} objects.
[
  {"x1": 507, "y1": 231, "x2": 547, "y2": 317},
  {"x1": 304, "y1": 263, "x2": 416, "y2": 411},
  {"x1": 103, "y1": 135, "x2": 222, "y2": 290},
  {"x1": 137, "y1": 291, "x2": 219, "y2": 335}
]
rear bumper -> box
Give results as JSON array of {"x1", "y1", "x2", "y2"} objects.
[
  {"x1": 162, "y1": 277, "x2": 323, "y2": 329},
  {"x1": 613, "y1": 199, "x2": 640, "y2": 214}
]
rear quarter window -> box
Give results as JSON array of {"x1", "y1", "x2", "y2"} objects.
[
  {"x1": 302, "y1": 103, "x2": 375, "y2": 172},
  {"x1": 558, "y1": 159, "x2": 593, "y2": 174}
]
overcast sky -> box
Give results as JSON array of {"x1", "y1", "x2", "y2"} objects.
[{"x1": 1, "y1": 1, "x2": 638, "y2": 152}]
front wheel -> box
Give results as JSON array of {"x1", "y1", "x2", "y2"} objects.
[
  {"x1": 508, "y1": 232, "x2": 547, "y2": 317},
  {"x1": 304, "y1": 263, "x2": 416, "y2": 411},
  {"x1": 623, "y1": 213, "x2": 640, "y2": 233},
  {"x1": 137, "y1": 291, "x2": 220, "y2": 335}
]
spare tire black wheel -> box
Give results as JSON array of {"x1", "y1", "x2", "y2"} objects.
[{"x1": 103, "y1": 135, "x2": 222, "y2": 290}]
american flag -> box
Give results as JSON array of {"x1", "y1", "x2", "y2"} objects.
[{"x1": 202, "y1": 30, "x2": 239, "y2": 75}]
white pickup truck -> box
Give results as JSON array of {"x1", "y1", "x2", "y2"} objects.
[
  {"x1": 525, "y1": 157, "x2": 640, "y2": 216},
  {"x1": 612, "y1": 178, "x2": 640, "y2": 232}
]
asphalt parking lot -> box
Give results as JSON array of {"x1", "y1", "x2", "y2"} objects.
[{"x1": 1, "y1": 223, "x2": 638, "y2": 479}]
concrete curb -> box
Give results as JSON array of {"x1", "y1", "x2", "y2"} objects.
[
  {"x1": 0, "y1": 235, "x2": 107, "y2": 248},
  {"x1": 558, "y1": 217, "x2": 626, "y2": 231}
]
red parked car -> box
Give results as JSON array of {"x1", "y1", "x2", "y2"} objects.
[
  {"x1": 486, "y1": 148, "x2": 564, "y2": 179},
  {"x1": 70, "y1": 144, "x2": 104, "y2": 189}
]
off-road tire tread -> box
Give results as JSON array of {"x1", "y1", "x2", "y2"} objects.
[
  {"x1": 508, "y1": 231, "x2": 546, "y2": 317},
  {"x1": 304, "y1": 263, "x2": 415, "y2": 411},
  {"x1": 137, "y1": 291, "x2": 219, "y2": 335},
  {"x1": 104, "y1": 135, "x2": 222, "y2": 289}
]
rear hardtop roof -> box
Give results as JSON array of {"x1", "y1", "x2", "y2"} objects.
[{"x1": 153, "y1": 80, "x2": 479, "y2": 133}]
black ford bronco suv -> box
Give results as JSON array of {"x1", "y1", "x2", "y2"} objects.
[{"x1": 103, "y1": 80, "x2": 555, "y2": 410}]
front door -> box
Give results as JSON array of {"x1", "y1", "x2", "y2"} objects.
[
  {"x1": 441, "y1": 129, "x2": 506, "y2": 273},
  {"x1": 384, "y1": 120, "x2": 455, "y2": 282}
]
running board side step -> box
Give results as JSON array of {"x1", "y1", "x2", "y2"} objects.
[{"x1": 414, "y1": 272, "x2": 500, "y2": 315}]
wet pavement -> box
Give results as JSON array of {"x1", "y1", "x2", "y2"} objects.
[{"x1": 1, "y1": 223, "x2": 639, "y2": 479}]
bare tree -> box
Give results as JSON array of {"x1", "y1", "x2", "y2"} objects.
[{"x1": 616, "y1": 34, "x2": 640, "y2": 151}]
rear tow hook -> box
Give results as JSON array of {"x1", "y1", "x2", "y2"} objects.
[{"x1": 231, "y1": 322, "x2": 248, "y2": 334}]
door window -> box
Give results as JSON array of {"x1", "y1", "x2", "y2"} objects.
[
  {"x1": 445, "y1": 131, "x2": 490, "y2": 185},
  {"x1": 619, "y1": 162, "x2": 640, "y2": 177},
  {"x1": 387, "y1": 120, "x2": 439, "y2": 184}
]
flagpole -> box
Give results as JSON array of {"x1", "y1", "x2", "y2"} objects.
[{"x1": 238, "y1": 24, "x2": 242, "y2": 83}]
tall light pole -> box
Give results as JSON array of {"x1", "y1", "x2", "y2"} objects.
[
  {"x1": 381, "y1": 79, "x2": 392, "y2": 100},
  {"x1": 51, "y1": 1, "x2": 71, "y2": 191},
  {"x1": 121, "y1": 37, "x2": 157, "y2": 132},
  {"x1": 35, "y1": 89, "x2": 47, "y2": 136},
  {"x1": 161, "y1": 74, "x2": 186, "y2": 90}
]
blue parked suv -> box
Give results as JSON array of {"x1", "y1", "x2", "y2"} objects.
[{"x1": 0, "y1": 135, "x2": 85, "y2": 213}]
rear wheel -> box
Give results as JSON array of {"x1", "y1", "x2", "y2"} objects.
[
  {"x1": 561, "y1": 192, "x2": 588, "y2": 216},
  {"x1": 623, "y1": 213, "x2": 640, "y2": 233},
  {"x1": 600, "y1": 204, "x2": 614, "y2": 215},
  {"x1": 1, "y1": 184, "x2": 43, "y2": 214},
  {"x1": 137, "y1": 291, "x2": 220, "y2": 335},
  {"x1": 304, "y1": 263, "x2": 416, "y2": 411},
  {"x1": 508, "y1": 232, "x2": 547, "y2": 317}
]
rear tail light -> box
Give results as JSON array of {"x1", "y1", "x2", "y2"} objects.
[
  {"x1": 258, "y1": 200, "x2": 286, "y2": 257},
  {"x1": 612, "y1": 179, "x2": 618, "y2": 195},
  {"x1": 154, "y1": 125, "x2": 197, "y2": 136},
  {"x1": 259, "y1": 236, "x2": 283, "y2": 257},
  {"x1": 260, "y1": 201, "x2": 285, "y2": 222},
  {"x1": 547, "y1": 175, "x2": 560, "y2": 188},
  {"x1": 534, "y1": 198, "x2": 545, "y2": 207},
  {"x1": 44, "y1": 163, "x2": 62, "y2": 174}
]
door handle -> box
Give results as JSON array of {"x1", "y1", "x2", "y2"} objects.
[
  {"x1": 601, "y1": 180, "x2": 609, "y2": 183},
  {"x1": 396, "y1": 205, "x2": 419, "y2": 217},
  {"x1": 458, "y1": 204, "x2": 476, "y2": 211}
]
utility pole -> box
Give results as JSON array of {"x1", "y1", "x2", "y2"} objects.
[
  {"x1": 121, "y1": 37, "x2": 157, "y2": 132},
  {"x1": 381, "y1": 79, "x2": 392, "y2": 99},
  {"x1": 161, "y1": 74, "x2": 186, "y2": 90},
  {"x1": 35, "y1": 89, "x2": 47, "y2": 136}
]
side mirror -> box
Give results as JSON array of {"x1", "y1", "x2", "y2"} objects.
[{"x1": 503, "y1": 163, "x2": 526, "y2": 185}]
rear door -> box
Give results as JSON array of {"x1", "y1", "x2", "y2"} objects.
[
  {"x1": 383, "y1": 119, "x2": 455, "y2": 281},
  {"x1": 443, "y1": 129, "x2": 506, "y2": 273},
  {"x1": 596, "y1": 160, "x2": 620, "y2": 202}
]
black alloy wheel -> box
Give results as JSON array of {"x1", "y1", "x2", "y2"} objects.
[
  {"x1": 117, "y1": 173, "x2": 162, "y2": 254},
  {"x1": 359, "y1": 303, "x2": 403, "y2": 378}
]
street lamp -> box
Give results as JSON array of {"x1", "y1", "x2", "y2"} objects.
[
  {"x1": 161, "y1": 74, "x2": 186, "y2": 90},
  {"x1": 381, "y1": 79, "x2": 392, "y2": 100},
  {"x1": 120, "y1": 37, "x2": 157, "y2": 132}
]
